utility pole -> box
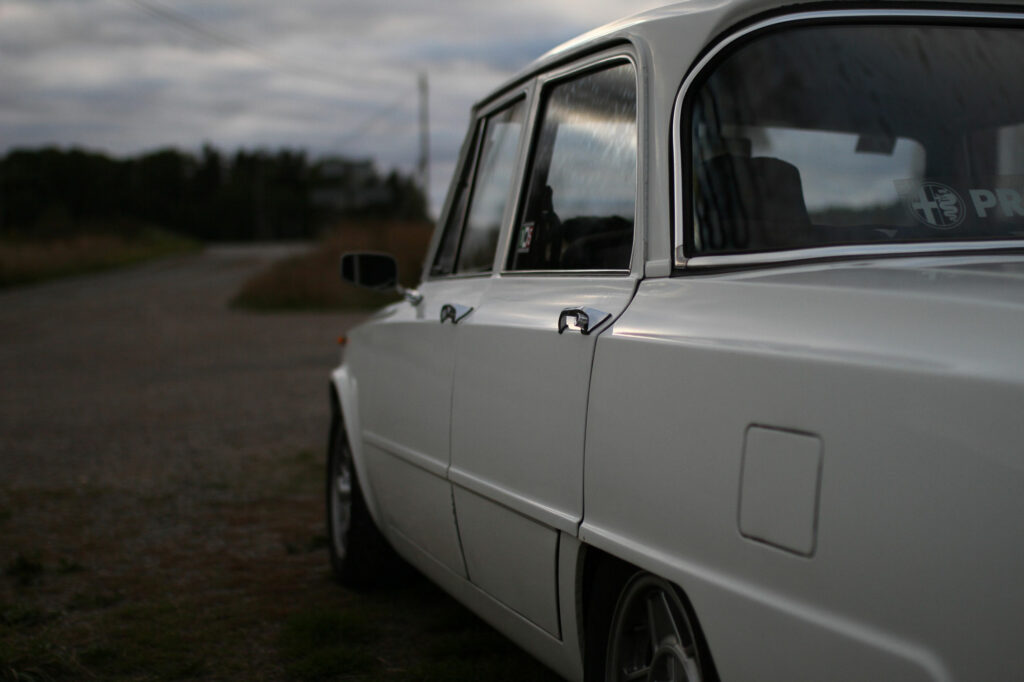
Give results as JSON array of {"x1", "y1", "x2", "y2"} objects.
[{"x1": 417, "y1": 71, "x2": 430, "y2": 217}]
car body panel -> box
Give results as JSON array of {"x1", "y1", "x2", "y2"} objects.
[{"x1": 583, "y1": 256, "x2": 1024, "y2": 680}]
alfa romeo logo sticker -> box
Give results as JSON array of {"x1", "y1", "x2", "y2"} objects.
[{"x1": 901, "y1": 181, "x2": 966, "y2": 229}]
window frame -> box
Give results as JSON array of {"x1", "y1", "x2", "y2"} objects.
[
  {"x1": 425, "y1": 88, "x2": 531, "y2": 280},
  {"x1": 427, "y1": 123, "x2": 480, "y2": 278},
  {"x1": 671, "y1": 8, "x2": 1024, "y2": 272},
  {"x1": 499, "y1": 48, "x2": 641, "y2": 277}
]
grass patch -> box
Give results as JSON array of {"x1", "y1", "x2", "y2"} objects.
[
  {"x1": 2, "y1": 555, "x2": 84, "y2": 588},
  {"x1": 81, "y1": 601, "x2": 209, "y2": 679},
  {"x1": 281, "y1": 448, "x2": 323, "y2": 495},
  {"x1": 0, "y1": 602, "x2": 80, "y2": 682},
  {"x1": 0, "y1": 642, "x2": 81, "y2": 682},
  {"x1": 399, "y1": 593, "x2": 560, "y2": 682},
  {"x1": 54, "y1": 559, "x2": 83, "y2": 576},
  {"x1": 284, "y1": 533, "x2": 329, "y2": 556},
  {"x1": 279, "y1": 607, "x2": 381, "y2": 680},
  {"x1": 290, "y1": 579, "x2": 566, "y2": 682},
  {"x1": 404, "y1": 655, "x2": 559, "y2": 681},
  {"x1": 0, "y1": 227, "x2": 199, "y2": 288},
  {"x1": 66, "y1": 591, "x2": 122, "y2": 612},
  {"x1": 231, "y1": 220, "x2": 432, "y2": 311},
  {"x1": 0, "y1": 602, "x2": 55, "y2": 628},
  {"x1": 4, "y1": 554, "x2": 44, "y2": 588}
]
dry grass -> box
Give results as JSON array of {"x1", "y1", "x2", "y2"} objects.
[
  {"x1": 0, "y1": 229, "x2": 199, "y2": 288},
  {"x1": 231, "y1": 221, "x2": 433, "y2": 311},
  {"x1": 0, "y1": 449, "x2": 561, "y2": 682}
]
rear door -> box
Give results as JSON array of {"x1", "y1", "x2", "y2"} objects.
[{"x1": 449, "y1": 54, "x2": 641, "y2": 636}]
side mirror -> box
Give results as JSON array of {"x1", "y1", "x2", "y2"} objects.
[
  {"x1": 340, "y1": 253, "x2": 397, "y2": 291},
  {"x1": 339, "y1": 252, "x2": 423, "y2": 305}
]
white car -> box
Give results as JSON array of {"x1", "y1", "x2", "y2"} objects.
[{"x1": 327, "y1": 2, "x2": 1024, "y2": 680}]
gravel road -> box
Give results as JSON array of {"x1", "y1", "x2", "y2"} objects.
[
  {"x1": 0, "y1": 244, "x2": 361, "y2": 494},
  {"x1": 0, "y1": 245, "x2": 370, "y2": 677}
]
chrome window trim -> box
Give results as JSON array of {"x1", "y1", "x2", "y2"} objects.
[
  {"x1": 685, "y1": 240, "x2": 1024, "y2": 270},
  {"x1": 424, "y1": 271, "x2": 495, "y2": 282},
  {"x1": 498, "y1": 268, "x2": 630, "y2": 278},
  {"x1": 671, "y1": 8, "x2": 1024, "y2": 270},
  {"x1": 499, "y1": 47, "x2": 640, "y2": 277}
]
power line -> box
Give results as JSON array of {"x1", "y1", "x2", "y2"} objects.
[
  {"x1": 123, "y1": 0, "x2": 390, "y2": 91},
  {"x1": 122, "y1": 0, "x2": 429, "y2": 188},
  {"x1": 332, "y1": 93, "x2": 417, "y2": 150}
]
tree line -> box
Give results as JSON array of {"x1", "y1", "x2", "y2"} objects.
[{"x1": 0, "y1": 146, "x2": 427, "y2": 241}]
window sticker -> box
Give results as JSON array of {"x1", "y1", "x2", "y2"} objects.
[
  {"x1": 896, "y1": 178, "x2": 1024, "y2": 230},
  {"x1": 517, "y1": 222, "x2": 535, "y2": 253}
]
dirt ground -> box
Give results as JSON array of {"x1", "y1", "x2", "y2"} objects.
[{"x1": 0, "y1": 246, "x2": 558, "y2": 681}]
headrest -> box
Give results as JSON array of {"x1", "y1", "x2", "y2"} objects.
[{"x1": 696, "y1": 155, "x2": 811, "y2": 252}]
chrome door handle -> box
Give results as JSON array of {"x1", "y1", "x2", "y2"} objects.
[
  {"x1": 440, "y1": 303, "x2": 473, "y2": 324},
  {"x1": 558, "y1": 307, "x2": 610, "y2": 335}
]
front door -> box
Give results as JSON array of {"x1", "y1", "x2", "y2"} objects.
[
  {"x1": 356, "y1": 93, "x2": 529, "y2": 578},
  {"x1": 350, "y1": 279, "x2": 483, "y2": 577}
]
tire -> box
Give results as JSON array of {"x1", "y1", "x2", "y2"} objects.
[
  {"x1": 326, "y1": 408, "x2": 401, "y2": 589},
  {"x1": 602, "y1": 572, "x2": 708, "y2": 682}
]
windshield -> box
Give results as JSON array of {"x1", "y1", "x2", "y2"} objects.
[{"x1": 688, "y1": 21, "x2": 1024, "y2": 256}]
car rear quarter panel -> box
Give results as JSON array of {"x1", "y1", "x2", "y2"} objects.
[{"x1": 581, "y1": 261, "x2": 1024, "y2": 681}]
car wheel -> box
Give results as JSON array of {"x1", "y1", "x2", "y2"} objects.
[
  {"x1": 604, "y1": 572, "x2": 706, "y2": 682},
  {"x1": 326, "y1": 409, "x2": 399, "y2": 589}
]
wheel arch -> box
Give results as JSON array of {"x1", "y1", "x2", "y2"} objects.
[
  {"x1": 329, "y1": 364, "x2": 384, "y2": 528},
  {"x1": 579, "y1": 545, "x2": 721, "y2": 681}
]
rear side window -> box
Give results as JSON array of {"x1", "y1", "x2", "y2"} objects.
[
  {"x1": 687, "y1": 23, "x2": 1024, "y2": 257},
  {"x1": 508, "y1": 61, "x2": 636, "y2": 271}
]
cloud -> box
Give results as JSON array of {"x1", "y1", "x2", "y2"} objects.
[{"x1": 0, "y1": 0, "x2": 664, "y2": 209}]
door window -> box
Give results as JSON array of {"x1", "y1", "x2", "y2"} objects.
[
  {"x1": 508, "y1": 61, "x2": 637, "y2": 271},
  {"x1": 431, "y1": 99, "x2": 526, "y2": 276},
  {"x1": 431, "y1": 128, "x2": 478, "y2": 276},
  {"x1": 457, "y1": 99, "x2": 526, "y2": 273}
]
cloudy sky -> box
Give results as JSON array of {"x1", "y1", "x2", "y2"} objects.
[{"x1": 0, "y1": 0, "x2": 664, "y2": 212}]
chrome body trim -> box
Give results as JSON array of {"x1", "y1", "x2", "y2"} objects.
[{"x1": 671, "y1": 8, "x2": 1024, "y2": 269}]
